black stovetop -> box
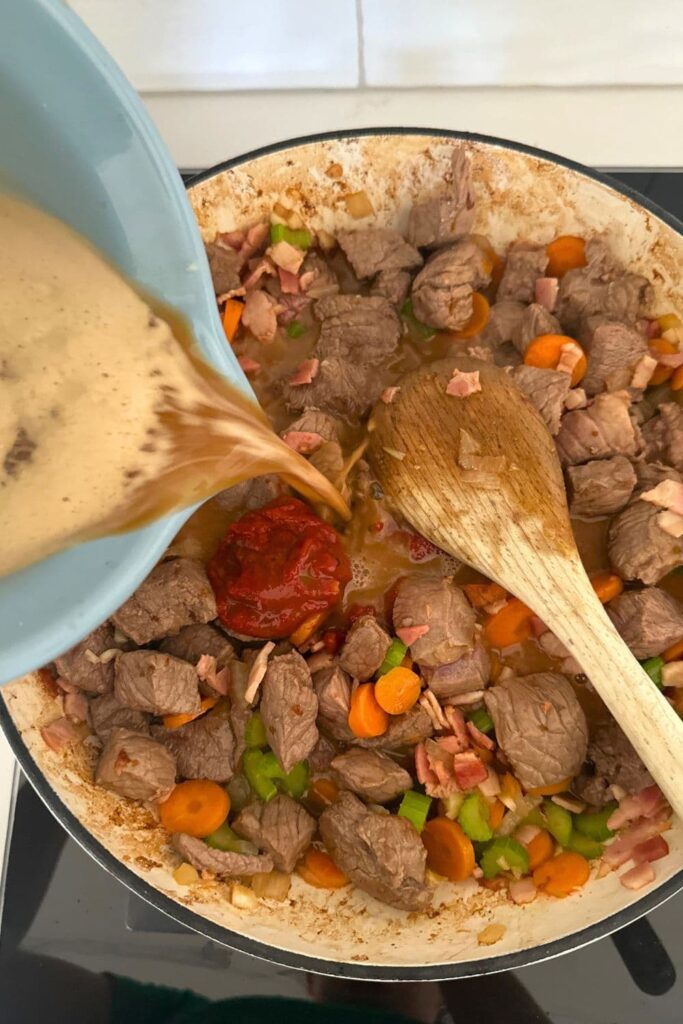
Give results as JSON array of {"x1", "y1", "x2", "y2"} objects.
[{"x1": 0, "y1": 170, "x2": 681, "y2": 1024}]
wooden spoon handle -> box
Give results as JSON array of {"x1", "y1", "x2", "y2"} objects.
[{"x1": 533, "y1": 574, "x2": 683, "y2": 820}]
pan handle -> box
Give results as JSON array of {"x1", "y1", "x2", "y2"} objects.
[{"x1": 610, "y1": 917, "x2": 676, "y2": 996}]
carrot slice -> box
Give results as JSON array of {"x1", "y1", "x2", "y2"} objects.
[
  {"x1": 526, "y1": 778, "x2": 572, "y2": 797},
  {"x1": 533, "y1": 851, "x2": 590, "y2": 897},
  {"x1": 463, "y1": 581, "x2": 508, "y2": 609},
  {"x1": 307, "y1": 777, "x2": 340, "y2": 814},
  {"x1": 525, "y1": 829, "x2": 555, "y2": 870},
  {"x1": 546, "y1": 236, "x2": 587, "y2": 278},
  {"x1": 663, "y1": 638, "x2": 683, "y2": 663},
  {"x1": 162, "y1": 696, "x2": 219, "y2": 731},
  {"x1": 222, "y1": 298, "x2": 244, "y2": 342},
  {"x1": 348, "y1": 683, "x2": 389, "y2": 738},
  {"x1": 451, "y1": 293, "x2": 490, "y2": 340},
  {"x1": 500, "y1": 773, "x2": 523, "y2": 807},
  {"x1": 159, "y1": 780, "x2": 230, "y2": 838},
  {"x1": 658, "y1": 313, "x2": 682, "y2": 333},
  {"x1": 672, "y1": 366, "x2": 683, "y2": 392},
  {"x1": 298, "y1": 848, "x2": 349, "y2": 889},
  {"x1": 524, "y1": 334, "x2": 587, "y2": 386},
  {"x1": 649, "y1": 336, "x2": 678, "y2": 386},
  {"x1": 374, "y1": 666, "x2": 421, "y2": 715},
  {"x1": 488, "y1": 799, "x2": 506, "y2": 831},
  {"x1": 422, "y1": 817, "x2": 476, "y2": 882},
  {"x1": 590, "y1": 572, "x2": 624, "y2": 605},
  {"x1": 289, "y1": 611, "x2": 326, "y2": 647},
  {"x1": 485, "y1": 598, "x2": 533, "y2": 648}
]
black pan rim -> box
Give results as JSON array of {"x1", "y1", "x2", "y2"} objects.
[{"x1": 3, "y1": 125, "x2": 681, "y2": 980}]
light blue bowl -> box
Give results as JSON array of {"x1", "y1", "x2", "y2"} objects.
[{"x1": 0, "y1": 0, "x2": 250, "y2": 684}]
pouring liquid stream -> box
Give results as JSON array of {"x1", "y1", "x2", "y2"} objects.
[{"x1": 0, "y1": 192, "x2": 347, "y2": 577}]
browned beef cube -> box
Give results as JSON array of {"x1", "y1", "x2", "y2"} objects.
[
  {"x1": 392, "y1": 575, "x2": 475, "y2": 667},
  {"x1": 480, "y1": 300, "x2": 525, "y2": 348},
  {"x1": 114, "y1": 651, "x2": 200, "y2": 716},
  {"x1": 259, "y1": 651, "x2": 318, "y2": 773},
  {"x1": 90, "y1": 693, "x2": 149, "y2": 742},
  {"x1": 567, "y1": 456, "x2": 636, "y2": 518},
  {"x1": 205, "y1": 240, "x2": 241, "y2": 295},
  {"x1": 314, "y1": 294, "x2": 401, "y2": 366},
  {"x1": 411, "y1": 240, "x2": 489, "y2": 331},
  {"x1": 283, "y1": 356, "x2": 385, "y2": 420},
  {"x1": 159, "y1": 623, "x2": 234, "y2": 669},
  {"x1": 172, "y1": 832, "x2": 273, "y2": 876},
  {"x1": 608, "y1": 499, "x2": 683, "y2": 584},
  {"x1": 54, "y1": 622, "x2": 120, "y2": 694},
  {"x1": 313, "y1": 664, "x2": 353, "y2": 741},
  {"x1": 339, "y1": 615, "x2": 391, "y2": 681},
  {"x1": 511, "y1": 303, "x2": 561, "y2": 354},
  {"x1": 152, "y1": 712, "x2": 234, "y2": 782},
  {"x1": 370, "y1": 269, "x2": 412, "y2": 307},
  {"x1": 112, "y1": 559, "x2": 216, "y2": 645},
  {"x1": 354, "y1": 704, "x2": 433, "y2": 751},
  {"x1": 233, "y1": 794, "x2": 316, "y2": 872},
  {"x1": 578, "y1": 318, "x2": 647, "y2": 396},
  {"x1": 423, "y1": 642, "x2": 490, "y2": 700},
  {"x1": 407, "y1": 146, "x2": 475, "y2": 249},
  {"x1": 496, "y1": 243, "x2": 548, "y2": 303},
  {"x1": 331, "y1": 748, "x2": 411, "y2": 804},
  {"x1": 95, "y1": 728, "x2": 176, "y2": 802},
  {"x1": 556, "y1": 393, "x2": 641, "y2": 466},
  {"x1": 337, "y1": 228, "x2": 422, "y2": 279},
  {"x1": 607, "y1": 588, "x2": 683, "y2": 658},
  {"x1": 511, "y1": 365, "x2": 571, "y2": 436},
  {"x1": 574, "y1": 718, "x2": 653, "y2": 807},
  {"x1": 642, "y1": 403, "x2": 683, "y2": 471}
]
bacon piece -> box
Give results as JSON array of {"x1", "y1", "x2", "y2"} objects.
[
  {"x1": 237, "y1": 355, "x2": 261, "y2": 375},
  {"x1": 446, "y1": 369, "x2": 481, "y2": 398},
  {"x1": 396, "y1": 624, "x2": 430, "y2": 647},
  {"x1": 603, "y1": 818, "x2": 670, "y2": 868},
  {"x1": 534, "y1": 277, "x2": 559, "y2": 312},
  {"x1": 467, "y1": 720, "x2": 495, "y2": 750},
  {"x1": 242, "y1": 289, "x2": 279, "y2": 343},
  {"x1": 415, "y1": 741, "x2": 439, "y2": 789},
  {"x1": 564, "y1": 387, "x2": 587, "y2": 410},
  {"x1": 282, "y1": 430, "x2": 324, "y2": 455},
  {"x1": 620, "y1": 862, "x2": 656, "y2": 890},
  {"x1": 289, "y1": 358, "x2": 319, "y2": 386},
  {"x1": 63, "y1": 691, "x2": 89, "y2": 724},
  {"x1": 196, "y1": 654, "x2": 230, "y2": 697},
  {"x1": 452, "y1": 751, "x2": 488, "y2": 791},
  {"x1": 269, "y1": 240, "x2": 305, "y2": 275},
  {"x1": 41, "y1": 717, "x2": 79, "y2": 752},
  {"x1": 641, "y1": 479, "x2": 683, "y2": 515},
  {"x1": 658, "y1": 510, "x2": 683, "y2": 537},
  {"x1": 219, "y1": 229, "x2": 245, "y2": 251},
  {"x1": 557, "y1": 342, "x2": 583, "y2": 377},
  {"x1": 277, "y1": 267, "x2": 300, "y2": 294},
  {"x1": 244, "y1": 642, "x2": 276, "y2": 704},
  {"x1": 630, "y1": 354, "x2": 657, "y2": 389},
  {"x1": 632, "y1": 834, "x2": 669, "y2": 864},
  {"x1": 607, "y1": 785, "x2": 665, "y2": 830},
  {"x1": 381, "y1": 386, "x2": 400, "y2": 404},
  {"x1": 443, "y1": 705, "x2": 469, "y2": 751},
  {"x1": 509, "y1": 877, "x2": 537, "y2": 904},
  {"x1": 242, "y1": 256, "x2": 276, "y2": 291},
  {"x1": 478, "y1": 766, "x2": 501, "y2": 798},
  {"x1": 419, "y1": 690, "x2": 449, "y2": 731},
  {"x1": 652, "y1": 350, "x2": 683, "y2": 368}
]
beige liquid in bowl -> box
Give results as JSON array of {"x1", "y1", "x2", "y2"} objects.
[{"x1": 0, "y1": 193, "x2": 346, "y2": 576}]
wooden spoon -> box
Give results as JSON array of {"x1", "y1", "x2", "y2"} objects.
[{"x1": 368, "y1": 356, "x2": 683, "y2": 818}]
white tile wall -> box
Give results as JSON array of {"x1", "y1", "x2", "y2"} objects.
[{"x1": 71, "y1": 0, "x2": 360, "y2": 90}]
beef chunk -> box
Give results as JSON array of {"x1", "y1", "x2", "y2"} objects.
[
  {"x1": 423, "y1": 642, "x2": 490, "y2": 700},
  {"x1": 411, "y1": 239, "x2": 490, "y2": 331},
  {"x1": 407, "y1": 145, "x2": 475, "y2": 249},
  {"x1": 214, "y1": 475, "x2": 283, "y2": 514},
  {"x1": 331, "y1": 748, "x2": 411, "y2": 804},
  {"x1": 496, "y1": 244, "x2": 548, "y2": 303},
  {"x1": 308, "y1": 438, "x2": 344, "y2": 485},
  {"x1": 511, "y1": 365, "x2": 571, "y2": 436},
  {"x1": 567, "y1": 455, "x2": 637, "y2": 518},
  {"x1": 320, "y1": 792, "x2": 429, "y2": 911},
  {"x1": 233, "y1": 794, "x2": 316, "y2": 872},
  {"x1": 54, "y1": 622, "x2": 120, "y2": 695},
  {"x1": 578, "y1": 318, "x2": 648, "y2": 396},
  {"x1": 642, "y1": 403, "x2": 683, "y2": 471},
  {"x1": 112, "y1": 559, "x2": 217, "y2": 645},
  {"x1": 313, "y1": 664, "x2": 353, "y2": 741},
  {"x1": 90, "y1": 693, "x2": 149, "y2": 742},
  {"x1": 95, "y1": 728, "x2": 176, "y2": 802},
  {"x1": 314, "y1": 294, "x2": 401, "y2": 366},
  {"x1": 371, "y1": 269, "x2": 412, "y2": 307},
  {"x1": 160, "y1": 623, "x2": 234, "y2": 670},
  {"x1": 205, "y1": 240, "x2": 241, "y2": 295},
  {"x1": 634, "y1": 461, "x2": 683, "y2": 493},
  {"x1": 260, "y1": 651, "x2": 318, "y2": 773},
  {"x1": 299, "y1": 251, "x2": 340, "y2": 299},
  {"x1": 393, "y1": 575, "x2": 475, "y2": 667},
  {"x1": 607, "y1": 587, "x2": 683, "y2": 658},
  {"x1": 281, "y1": 408, "x2": 340, "y2": 444},
  {"x1": 172, "y1": 832, "x2": 273, "y2": 876},
  {"x1": 114, "y1": 651, "x2": 200, "y2": 716},
  {"x1": 484, "y1": 673, "x2": 588, "y2": 791},
  {"x1": 283, "y1": 356, "x2": 384, "y2": 420},
  {"x1": 355, "y1": 704, "x2": 433, "y2": 751},
  {"x1": 608, "y1": 498, "x2": 683, "y2": 584},
  {"x1": 556, "y1": 392, "x2": 641, "y2": 466},
  {"x1": 557, "y1": 245, "x2": 652, "y2": 331},
  {"x1": 511, "y1": 304, "x2": 561, "y2": 354},
  {"x1": 309, "y1": 734, "x2": 338, "y2": 773},
  {"x1": 339, "y1": 615, "x2": 391, "y2": 681},
  {"x1": 574, "y1": 718, "x2": 653, "y2": 807},
  {"x1": 337, "y1": 228, "x2": 422, "y2": 279},
  {"x1": 152, "y1": 712, "x2": 234, "y2": 782},
  {"x1": 479, "y1": 300, "x2": 525, "y2": 348}
]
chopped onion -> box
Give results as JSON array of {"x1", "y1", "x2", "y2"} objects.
[
  {"x1": 657, "y1": 510, "x2": 683, "y2": 538},
  {"x1": 251, "y1": 870, "x2": 291, "y2": 902},
  {"x1": 478, "y1": 923, "x2": 507, "y2": 946},
  {"x1": 344, "y1": 191, "x2": 374, "y2": 219},
  {"x1": 173, "y1": 862, "x2": 199, "y2": 886},
  {"x1": 478, "y1": 769, "x2": 501, "y2": 798},
  {"x1": 515, "y1": 824, "x2": 541, "y2": 845},
  {"x1": 551, "y1": 794, "x2": 586, "y2": 813},
  {"x1": 230, "y1": 883, "x2": 258, "y2": 909},
  {"x1": 317, "y1": 228, "x2": 336, "y2": 250},
  {"x1": 498, "y1": 795, "x2": 542, "y2": 836}
]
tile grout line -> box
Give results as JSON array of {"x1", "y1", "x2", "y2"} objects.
[{"x1": 355, "y1": 0, "x2": 366, "y2": 87}]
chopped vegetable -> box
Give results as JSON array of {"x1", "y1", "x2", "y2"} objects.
[
  {"x1": 226, "y1": 774, "x2": 252, "y2": 814},
  {"x1": 672, "y1": 365, "x2": 683, "y2": 392},
  {"x1": 398, "y1": 790, "x2": 432, "y2": 833},
  {"x1": 270, "y1": 223, "x2": 311, "y2": 249},
  {"x1": 222, "y1": 298, "x2": 244, "y2": 342},
  {"x1": 566, "y1": 832, "x2": 603, "y2": 859},
  {"x1": 477, "y1": 923, "x2": 507, "y2": 946},
  {"x1": 348, "y1": 682, "x2": 389, "y2": 738},
  {"x1": 524, "y1": 334, "x2": 587, "y2": 386},
  {"x1": 641, "y1": 655, "x2": 665, "y2": 689},
  {"x1": 244, "y1": 749, "x2": 310, "y2": 801},
  {"x1": 485, "y1": 598, "x2": 533, "y2": 648},
  {"x1": 649, "y1": 336, "x2": 678, "y2": 386},
  {"x1": 533, "y1": 851, "x2": 590, "y2": 897},
  {"x1": 377, "y1": 638, "x2": 408, "y2": 677},
  {"x1": 467, "y1": 708, "x2": 494, "y2": 734},
  {"x1": 400, "y1": 299, "x2": 436, "y2": 340},
  {"x1": 451, "y1": 293, "x2": 490, "y2": 340},
  {"x1": 458, "y1": 792, "x2": 493, "y2": 842},
  {"x1": 343, "y1": 190, "x2": 374, "y2": 219},
  {"x1": 244, "y1": 711, "x2": 268, "y2": 749},
  {"x1": 540, "y1": 801, "x2": 573, "y2": 846},
  {"x1": 479, "y1": 837, "x2": 529, "y2": 879},
  {"x1": 243, "y1": 749, "x2": 278, "y2": 802},
  {"x1": 488, "y1": 799, "x2": 506, "y2": 831},
  {"x1": 298, "y1": 848, "x2": 349, "y2": 889},
  {"x1": 251, "y1": 870, "x2": 292, "y2": 901},
  {"x1": 286, "y1": 320, "x2": 306, "y2": 338},
  {"x1": 173, "y1": 862, "x2": 199, "y2": 886},
  {"x1": 307, "y1": 777, "x2": 340, "y2": 813},
  {"x1": 500, "y1": 773, "x2": 523, "y2": 811},
  {"x1": 524, "y1": 828, "x2": 554, "y2": 870},
  {"x1": 162, "y1": 696, "x2": 219, "y2": 731},
  {"x1": 590, "y1": 572, "x2": 624, "y2": 604},
  {"x1": 289, "y1": 610, "x2": 326, "y2": 647},
  {"x1": 441, "y1": 792, "x2": 465, "y2": 819},
  {"x1": 159, "y1": 780, "x2": 230, "y2": 839},
  {"x1": 280, "y1": 759, "x2": 310, "y2": 800},
  {"x1": 658, "y1": 313, "x2": 682, "y2": 333},
  {"x1": 546, "y1": 235, "x2": 587, "y2": 278},
  {"x1": 374, "y1": 666, "x2": 422, "y2": 715},
  {"x1": 527, "y1": 778, "x2": 572, "y2": 797},
  {"x1": 574, "y1": 803, "x2": 617, "y2": 842},
  {"x1": 663, "y1": 638, "x2": 683, "y2": 662},
  {"x1": 463, "y1": 581, "x2": 507, "y2": 609},
  {"x1": 230, "y1": 882, "x2": 258, "y2": 909},
  {"x1": 422, "y1": 817, "x2": 476, "y2": 881},
  {"x1": 205, "y1": 822, "x2": 255, "y2": 855}
]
